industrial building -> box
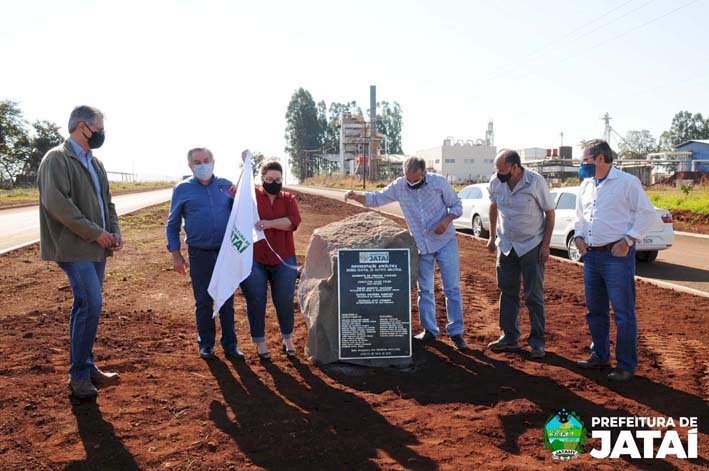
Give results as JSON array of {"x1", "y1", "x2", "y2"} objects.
[
  {"x1": 416, "y1": 122, "x2": 497, "y2": 183},
  {"x1": 674, "y1": 140, "x2": 709, "y2": 172}
]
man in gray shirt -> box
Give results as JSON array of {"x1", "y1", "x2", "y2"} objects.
[{"x1": 486, "y1": 149, "x2": 555, "y2": 358}]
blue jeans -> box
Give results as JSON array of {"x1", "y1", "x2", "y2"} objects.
[
  {"x1": 496, "y1": 245, "x2": 546, "y2": 349},
  {"x1": 187, "y1": 247, "x2": 237, "y2": 352},
  {"x1": 417, "y1": 237, "x2": 464, "y2": 337},
  {"x1": 583, "y1": 246, "x2": 638, "y2": 373},
  {"x1": 58, "y1": 260, "x2": 106, "y2": 381},
  {"x1": 240, "y1": 257, "x2": 298, "y2": 343}
]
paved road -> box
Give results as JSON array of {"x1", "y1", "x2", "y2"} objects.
[
  {"x1": 0, "y1": 188, "x2": 173, "y2": 254},
  {"x1": 291, "y1": 185, "x2": 709, "y2": 295}
]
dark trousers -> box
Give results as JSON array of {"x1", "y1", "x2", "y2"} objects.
[
  {"x1": 496, "y1": 245, "x2": 546, "y2": 349},
  {"x1": 187, "y1": 247, "x2": 237, "y2": 351}
]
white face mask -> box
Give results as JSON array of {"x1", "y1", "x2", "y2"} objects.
[{"x1": 193, "y1": 162, "x2": 214, "y2": 180}]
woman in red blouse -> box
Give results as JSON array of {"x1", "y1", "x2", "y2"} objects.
[{"x1": 240, "y1": 160, "x2": 301, "y2": 360}]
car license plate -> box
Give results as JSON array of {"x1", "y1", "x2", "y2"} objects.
[{"x1": 642, "y1": 238, "x2": 653, "y2": 244}]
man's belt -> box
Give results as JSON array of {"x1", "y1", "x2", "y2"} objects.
[{"x1": 587, "y1": 240, "x2": 623, "y2": 251}]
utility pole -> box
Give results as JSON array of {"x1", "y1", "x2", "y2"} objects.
[{"x1": 601, "y1": 112, "x2": 612, "y2": 143}]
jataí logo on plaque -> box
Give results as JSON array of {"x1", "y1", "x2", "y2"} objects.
[
  {"x1": 543, "y1": 409, "x2": 588, "y2": 460},
  {"x1": 359, "y1": 251, "x2": 389, "y2": 263}
]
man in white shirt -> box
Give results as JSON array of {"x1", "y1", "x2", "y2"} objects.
[{"x1": 574, "y1": 139, "x2": 656, "y2": 381}]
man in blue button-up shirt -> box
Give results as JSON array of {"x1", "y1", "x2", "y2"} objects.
[
  {"x1": 345, "y1": 156, "x2": 468, "y2": 350},
  {"x1": 166, "y1": 148, "x2": 243, "y2": 361}
]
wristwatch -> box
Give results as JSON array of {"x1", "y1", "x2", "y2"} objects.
[{"x1": 623, "y1": 235, "x2": 635, "y2": 247}]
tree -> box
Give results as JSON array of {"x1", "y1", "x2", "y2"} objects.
[
  {"x1": 0, "y1": 100, "x2": 30, "y2": 188},
  {"x1": 374, "y1": 101, "x2": 403, "y2": 154},
  {"x1": 24, "y1": 120, "x2": 63, "y2": 179},
  {"x1": 659, "y1": 111, "x2": 709, "y2": 150},
  {"x1": 284, "y1": 88, "x2": 321, "y2": 181},
  {"x1": 618, "y1": 129, "x2": 657, "y2": 159}
]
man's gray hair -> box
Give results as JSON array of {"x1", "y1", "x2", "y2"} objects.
[
  {"x1": 187, "y1": 147, "x2": 214, "y2": 163},
  {"x1": 68, "y1": 105, "x2": 103, "y2": 133},
  {"x1": 403, "y1": 156, "x2": 426, "y2": 174}
]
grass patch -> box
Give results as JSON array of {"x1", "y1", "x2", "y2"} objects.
[
  {"x1": 646, "y1": 184, "x2": 709, "y2": 214},
  {"x1": 0, "y1": 181, "x2": 175, "y2": 208}
]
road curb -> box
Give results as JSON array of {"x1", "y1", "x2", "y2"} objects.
[{"x1": 674, "y1": 230, "x2": 709, "y2": 240}]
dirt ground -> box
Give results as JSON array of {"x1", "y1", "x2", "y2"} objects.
[
  {"x1": 0, "y1": 191, "x2": 707, "y2": 470},
  {"x1": 671, "y1": 209, "x2": 709, "y2": 234}
]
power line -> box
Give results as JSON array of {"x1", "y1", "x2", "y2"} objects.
[{"x1": 485, "y1": 0, "x2": 651, "y2": 82}]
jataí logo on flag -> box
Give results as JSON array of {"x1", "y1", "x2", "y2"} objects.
[
  {"x1": 207, "y1": 150, "x2": 264, "y2": 318},
  {"x1": 230, "y1": 226, "x2": 250, "y2": 253}
]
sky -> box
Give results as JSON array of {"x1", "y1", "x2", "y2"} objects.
[{"x1": 1, "y1": 0, "x2": 708, "y2": 182}]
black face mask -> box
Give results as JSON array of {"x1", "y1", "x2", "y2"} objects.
[
  {"x1": 263, "y1": 181, "x2": 282, "y2": 195},
  {"x1": 497, "y1": 171, "x2": 512, "y2": 183},
  {"x1": 83, "y1": 124, "x2": 105, "y2": 149},
  {"x1": 406, "y1": 175, "x2": 426, "y2": 190}
]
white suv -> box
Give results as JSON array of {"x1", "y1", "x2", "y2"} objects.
[
  {"x1": 453, "y1": 183, "x2": 491, "y2": 237},
  {"x1": 549, "y1": 186, "x2": 674, "y2": 262}
]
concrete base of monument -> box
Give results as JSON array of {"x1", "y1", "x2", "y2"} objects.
[{"x1": 298, "y1": 212, "x2": 419, "y2": 366}]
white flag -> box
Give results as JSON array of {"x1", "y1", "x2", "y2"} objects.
[{"x1": 208, "y1": 150, "x2": 264, "y2": 318}]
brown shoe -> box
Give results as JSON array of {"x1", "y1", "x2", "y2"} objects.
[
  {"x1": 91, "y1": 368, "x2": 120, "y2": 388},
  {"x1": 69, "y1": 379, "x2": 98, "y2": 399}
]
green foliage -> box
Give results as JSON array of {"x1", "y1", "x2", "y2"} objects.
[
  {"x1": 285, "y1": 90, "x2": 405, "y2": 181},
  {"x1": 0, "y1": 100, "x2": 30, "y2": 187},
  {"x1": 0, "y1": 100, "x2": 63, "y2": 188},
  {"x1": 647, "y1": 185, "x2": 709, "y2": 214},
  {"x1": 619, "y1": 129, "x2": 657, "y2": 159},
  {"x1": 373, "y1": 101, "x2": 403, "y2": 154},
  {"x1": 680, "y1": 183, "x2": 693, "y2": 196},
  {"x1": 284, "y1": 88, "x2": 321, "y2": 181},
  {"x1": 659, "y1": 111, "x2": 709, "y2": 150}
]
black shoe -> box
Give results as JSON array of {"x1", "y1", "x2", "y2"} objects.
[
  {"x1": 576, "y1": 355, "x2": 610, "y2": 369},
  {"x1": 414, "y1": 330, "x2": 436, "y2": 342},
  {"x1": 487, "y1": 337, "x2": 518, "y2": 352},
  {"x1": 450, "y1": 334, "x2": 468, "y2": 351},
  {"x1": 199, "y1": 346, "x2": 216, "y2": 360},
  {"x1": 529, "y1": 347, "x2": 546, "y2": 359},
  {"x1": 225, "y1": 348, "x2": 245, "y2": 361},
  {"x1": 282, "y1": 342, "x2": 296, "y2": 358},
  {"x1": 608, "y1": 369, "x2": 634, "y2": 381}
]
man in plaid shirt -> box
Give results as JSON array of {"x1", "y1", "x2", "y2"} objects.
[{"x1": 345, "y1": 156, "x2": 468, "y2": 350}]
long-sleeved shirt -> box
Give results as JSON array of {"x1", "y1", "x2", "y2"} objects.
[
  {"x1": 574, "y1": 166, "x2": 657, "y2": 246},
  {"x1": 364, "y1": 173, "x2": 462, "y2": 254},
  {"x1": 165, "y1": 176, "x2": 233, "y2": 252},
  {"x1": 488, "y1": 168, "x2": 555, "y2": 257},
  {"x1": 253, "y1": 187, "x2": 301, "y2": 266},
  {"x1": 68, "y1": 138, "x2": 106, "y2": 229}
]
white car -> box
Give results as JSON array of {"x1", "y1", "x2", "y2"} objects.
[
  {"x1": 453, "y1": 183, "x2": 491, "y2": 237},
  {"x1": 549, "y1": 186, "x2": 674, "y2": 263}
]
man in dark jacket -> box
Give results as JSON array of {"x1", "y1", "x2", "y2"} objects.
[{"x1": 38, "y1": 105, "x2": 122, "y2": 399}]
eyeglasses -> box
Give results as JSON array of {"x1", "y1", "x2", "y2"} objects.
[{"x1": 262, "y1": 177, "x2": 282, "y2": 184}]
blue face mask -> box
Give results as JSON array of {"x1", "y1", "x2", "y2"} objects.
[
  {"x1": 193, "y1": 162, "x2": 214, "y2": 180},
  {"x1": 578, "y1": 163, "x2": 595, "y2": 179}
]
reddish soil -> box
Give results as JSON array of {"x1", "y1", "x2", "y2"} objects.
[
  {"x1": 671, "y1": 209, "x2": 709, "y2": 234},
  {"x1": 0, "y1": 191, "x2": 707, "y2": 470}
]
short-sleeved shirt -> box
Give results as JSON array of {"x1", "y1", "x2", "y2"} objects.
[
  {"x1": 364, "y1": 173, "x2": 463, "y2": 255},
  {"x1": 488, "y1": 168, "x2": 555, "y2": 257},
  {"x1": 254, "y1": 187, "x2": 301, "y2": 266}
]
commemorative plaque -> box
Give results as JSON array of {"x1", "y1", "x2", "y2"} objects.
[{"x1": 337, "y1": 249, "x2": 411, "y2": 360}]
